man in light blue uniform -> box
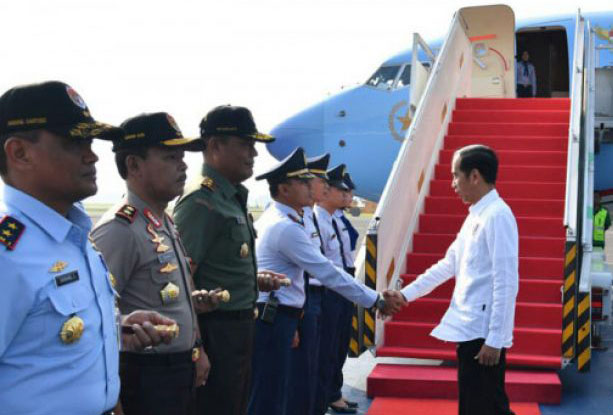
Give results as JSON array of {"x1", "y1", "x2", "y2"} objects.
[
  {"x1": 286, "y1": 152, "x2": 330, "y2": 415},
  {"x1": 0, "y1": 81, "x2": 175, "y2": 415},
  {"x1": 247, "y1": 147, "x2": 407, "y2": 415}
]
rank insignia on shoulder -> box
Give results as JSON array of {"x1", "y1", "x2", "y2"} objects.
[
  {"x1": 201, "y1": 176, "x2": 216, "y2": 191},
  {"x1": 116, "y1": 204, "x2": 137, "y2": 223},
  {"x1": 287, "y1": 214, "x2": 304, "y2": 226},
  {"x1": 0, "y1": 216, "x2": 25, "y2": 251}
]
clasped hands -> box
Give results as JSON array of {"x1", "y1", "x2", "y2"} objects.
[{"x1": 377, "y1": 290, "x2": 408, "y2": 318}]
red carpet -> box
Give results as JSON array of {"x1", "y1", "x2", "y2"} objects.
[
  {"x1": 367, "y1": 98, "x2": 570, "y2": 407},
  {"x1": 367, "y1": 398, "x2": 542, "y2": 415}
]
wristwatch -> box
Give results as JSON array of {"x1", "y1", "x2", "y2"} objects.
[{"x1": 373, "y1": 293, "x2": 386, "y2": 312}]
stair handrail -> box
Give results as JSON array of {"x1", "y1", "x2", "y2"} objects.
[
  {"x1": 563, "y1": 13, "x2": 586, "y2": 240},
  {"x1": 580, "y1": 23, "x2": 596, "y2": 293},
  {"x1": 366, "y1": 12, "x2": 473, "y2": 348}
]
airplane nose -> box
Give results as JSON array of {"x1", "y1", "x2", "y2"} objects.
[{"x1": 267, "y1": 104, "x2": 325, "y2": 160}]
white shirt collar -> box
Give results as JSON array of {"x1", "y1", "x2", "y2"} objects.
[
  {"x1": 468, "y1": 188, "x2": 499, "y2": 215},
  {"x1": 273, "y1": 200, "x2": 302, "y2": 220}
]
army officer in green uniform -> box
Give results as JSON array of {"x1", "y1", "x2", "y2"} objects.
[
  {"x1": 174, "y1": 105, "x2": 284, "y2": 415},
  {"x1": 91, "y1": 113, "x2": 210, "y2": 415}
]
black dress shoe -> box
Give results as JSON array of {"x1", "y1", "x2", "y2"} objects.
[
  {"x1": 343, "y1": 399, "x2": 358, "y2": 409},
  {"x1": 329, "y1": 403, "x2": 357, "y2": 414}
]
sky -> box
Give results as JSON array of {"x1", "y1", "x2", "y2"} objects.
[{"x1": 0, "y1": 0, "x2": 610, "y2": 206}]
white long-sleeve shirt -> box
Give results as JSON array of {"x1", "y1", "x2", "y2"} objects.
[
  {"x1": 516, "y1": 61, "x2": 537, "y2": 96},
  {"x1": 401, "y1": 189, "x2": 519, "y2": 349}
]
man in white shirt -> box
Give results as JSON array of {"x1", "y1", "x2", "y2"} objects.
[{"x1": 401, "y1": 145, "x2": 518, "y2": 415}]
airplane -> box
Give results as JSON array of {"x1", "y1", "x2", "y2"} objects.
[{"x1": 266, "y1": 11, "x2": 613, "y2": 203}]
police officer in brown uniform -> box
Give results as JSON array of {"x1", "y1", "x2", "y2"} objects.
[
  {"x1": 174, "y1": 105, "x2": 284, "y2": 415},
  {"x1": 91, "y1": 112, "x2": 210, "y2": 415}
]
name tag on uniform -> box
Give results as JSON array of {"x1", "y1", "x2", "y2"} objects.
[
  {"x1": 55, "y1": 271, "x2": 79, "y2": 287},
  {"x1": 157, "y1": 251, "x2": 175, "y2": 264},
  {"x1": 236, "y1": 216, "x2": 246, "y2": 225}
]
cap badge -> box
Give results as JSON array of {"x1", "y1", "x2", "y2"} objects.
[
  {"x1": 240, "y1": 242, "x2": 249, "y2": 258},
  {"x1": 65, "y1": 86, "x2": 88, "y2": 110},
  {"x1": 60, "y1": 315, "x2": 84, "y2": 344},
  {"x1": 160, "y1": 281, "x2": 180, "y2": 304},
  {"x1": 166, "y1": 114, "x2": 181, "y2": 135}
]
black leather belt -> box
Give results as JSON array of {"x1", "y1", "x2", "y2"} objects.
[
  {"x1": 256, "y1": 303, "x2": 303, "y2": 319},
  {"x1": 102, "y1": 411, "x2": 115, "y2": 415},
  {"x1": 308, "y1": 285, "x2": 325, "y2": 293},
  {"x1": 199, "y1": 308, "x2": 254, "y2": 320},
  {"x1": 121, "y1": 350, "x2": 192, "y2": 366}
]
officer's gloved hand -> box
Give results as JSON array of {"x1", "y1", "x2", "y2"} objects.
[
  {"x1": 121, "y1": 310, "x2": 178, "y2": 351},
  {"x1": 257, "y1": 270, "x2": 290, "y2": 292}
]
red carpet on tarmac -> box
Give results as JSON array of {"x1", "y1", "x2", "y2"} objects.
[
  {"x1": 367, "y1": 398, "x2": 542, "y2": 415},
  {"x1": 366, "y1": 98, "x2": 570, "y2": 413}
]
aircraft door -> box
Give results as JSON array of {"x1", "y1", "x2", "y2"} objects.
[{"x1": 459, "y1": 5, "x2": 516, "y2": 98}]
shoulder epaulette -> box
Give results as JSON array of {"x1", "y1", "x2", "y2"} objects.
[
  {"x1": 0, "y1": 215, "x2": 25, "y2": 251},
  {"x1": 115, "y1": 204, "x2": 137, "y2": 224},
  {"x1": 201, "y1": 176, "x2": 216, "y2": 192}
]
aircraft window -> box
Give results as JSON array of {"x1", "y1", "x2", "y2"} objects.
[
  {"x1": 397, "y1": 65, "x2": 411, "y2": 88},
  {"x1": 366, "y1": 65, "x2": 400, "y2": 89}
]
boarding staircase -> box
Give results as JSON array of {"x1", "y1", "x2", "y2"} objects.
[{"x1": 355, "y1": 5, "x2": 598, "y2": 415}]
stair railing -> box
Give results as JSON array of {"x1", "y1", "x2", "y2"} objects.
[{"x1": 364, "y1": 12, "x2": 473, "y2": 349}]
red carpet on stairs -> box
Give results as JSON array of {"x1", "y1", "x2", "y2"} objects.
[
  {"x1": 367, "y1": 98, "x2": 570, "y2": 408},
  {"x1": 367, "y1": 398, "x2": 542, "y2": 415}
]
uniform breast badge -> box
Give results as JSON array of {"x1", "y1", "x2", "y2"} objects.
[
  {"x1": 60, "y1": 315, "x2": 84, "y2": 344},
  {"x1": 240, "y1": 242, "x2": 249, "y2": 258},
  {"x1": 49, "y1": 260, "x2": 68, "y2": 273},
  {"x1": 147, "y1": 223, "x2": 169, "y2": 252},
  {"x1": 160, "y1": 263, "x2": 178, "y2": 273},
  {"x1": 160, "y1": 281, "x2": 180, "y2": 304}
]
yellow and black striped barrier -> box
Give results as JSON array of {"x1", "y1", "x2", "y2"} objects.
[
  {"x1": 562, "y1": 242, "x2": 577, "y2": 359},
  {"x1": 362, "y1": 233, "x2": 377, "y2": 353},
  {"x1": 348, "y1": 305, "x2": 360, "y2": 357},
  {"x1": 577, "y1": 290, "x2": 591, "y2": 372}
]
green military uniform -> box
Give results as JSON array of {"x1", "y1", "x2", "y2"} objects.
[
  {"x1": 174, "y1": 163, "x2": 258, "y2": 310},
  {"x1": 174, "y1": 163, "x2": 258, "y2": 415},
  {"x1": 593, "y1": 207, "x2": 611, "y2": 248}
]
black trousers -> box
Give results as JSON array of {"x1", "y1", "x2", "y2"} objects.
[
  {"x1": 196, "y1": 310, "x2": 255, "y2": 415},
  {"x1": 119, "y1": 351, "x2": 194, "y2": 415},
  {"x1": 456, "y1": 339, "x2": 514, "y2": 415},
  {"x1": 516, "y1": 84, "x2": 533, "y2": 98}
]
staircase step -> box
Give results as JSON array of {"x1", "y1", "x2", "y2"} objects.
[
  {"x1": 452, "y1": 109, "x2": 569, "y2": 123},
  {"x1": 440, "y1": 149, "x2": 566, "y2": 165},
  {"x1": 367, "y1": 364, "x2": 561, "y2": 403},
  {"x1": 455, "y1": 97, "x2": 570, "y2": 111},
  {"x1": 383, "y1": 322, "x2": 561, "y2": 357},
  {"x1": 413, "y1": 233, "x2": 564, "y2": 258},
  {"x1": 448, "y1": 122, "x2": 568, "y2": 137},
  {"x1": 444, "y1": 135, "x2": 567, "y2": 152},
  {"x1": 401, "y1": 275, "x2": 562, "y2": 304},
  {"x1": 376, "y1": 346, "x2": 562, "y2": 369},
  {"x1": 429, "y1": 180, "x2": 566, "y2": 199},
  {"x1": 406, "y1": 253, "x2": 563, "y2": 279},
  {"x1": 425, "y1": 196, "x2": 564, "y2": 217},
  {"x1": 435, "y1": 164, "x2": 566, "y2": 182},
  {"x1": 418, "y1": 215, "x2": 565, "y2": 238},
  {"x1": 367, "y1": 398, "x2": 542, "y2": 415},
  {"x1": 396, "y1": 298, "x2": 561, "y2": 329}
]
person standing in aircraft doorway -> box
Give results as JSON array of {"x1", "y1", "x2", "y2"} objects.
[
  {"x1": 400, "y1": 145, "x2": 519, "y2": 415},
  {"x1": 516, "y1": 51, "x2": 537, "y2": 98}
]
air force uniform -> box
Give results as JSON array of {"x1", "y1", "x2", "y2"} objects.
[
  {"x1": 0, "y1": 81, "x2": 124, "y2": 415},
  {"x1": 287, "y1": 153, "x2": 330, "y2": 415},
  {"x1": 0, "y1": 185, "x2": 119, "y2": 414},
  {"x1": 248, "y1": 148, "x2": 378, "y2": 415}
]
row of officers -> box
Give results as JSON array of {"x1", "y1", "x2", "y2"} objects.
[{"x1": 0, "y1": 81, "x2": 407, "y2": 415}]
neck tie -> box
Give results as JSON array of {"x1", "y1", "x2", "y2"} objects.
[
  {"x1": 339, "y1": 214, "x2": 359, "y2": 251},
  {"x1": 331, "y1": 218, "x2": 349, "y2": 270}
]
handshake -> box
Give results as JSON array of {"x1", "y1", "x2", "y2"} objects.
[{"x1": 376, "y1": 290, "x2": 408, "y2": 317}]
